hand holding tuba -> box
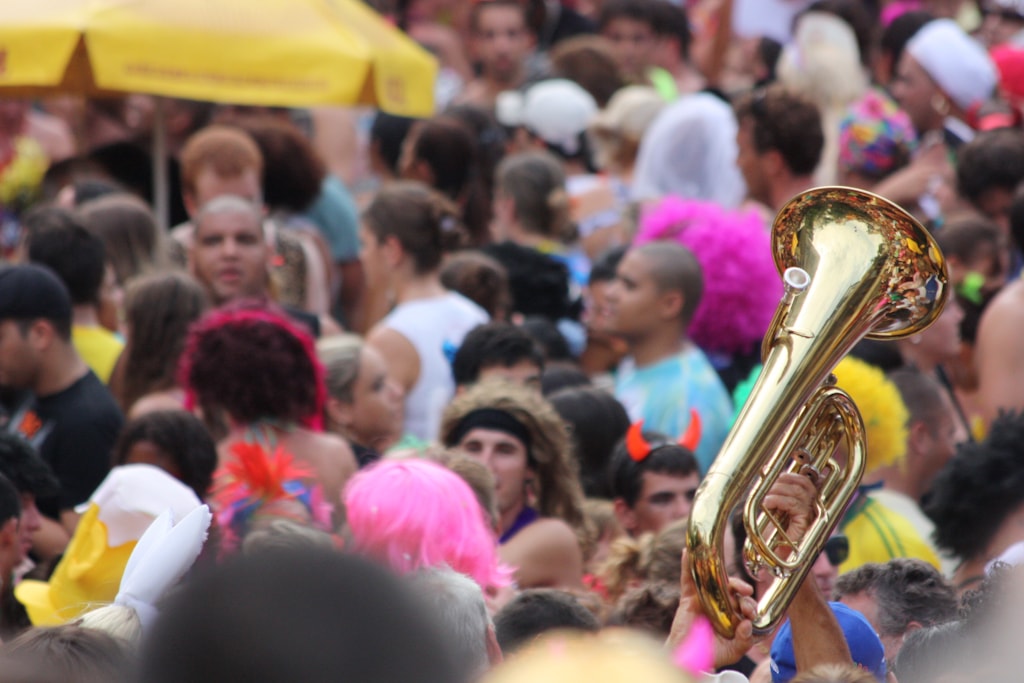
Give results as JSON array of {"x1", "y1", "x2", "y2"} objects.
[{"x1": 686, "y1": 187, "x2": 948, "y2": 637}]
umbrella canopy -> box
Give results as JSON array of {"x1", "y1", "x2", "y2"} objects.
[{"x1": 0, "y1": 0, "x2": 437, "y2": 117}]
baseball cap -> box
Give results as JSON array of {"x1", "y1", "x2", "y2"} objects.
[
  {"x1": 0, "y1": 264, "x2": 72, "y2": 324},
  {"x1": 496, "y1": 79, "x2": 598, "y2": 156},
  {"x1": 770, "y1": 602, "x2": 886, "y2": 682}
]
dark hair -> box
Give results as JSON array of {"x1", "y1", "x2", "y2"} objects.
[
  {"x1": 112, "y1": 411, "x2": 218, "y2": 500},
  {"x1": 409, "y1": 117, "x2": 490, "y2": 246},
  {"x1": 880, "y1": 10, "x2": 934, "y2": 82},
  {"x1": 598, "y1": 0, "x2": 656, "y2": 32},
  {"x1": 23, "y1": 208, "x2": 107, "y2": 307},
  {"x1": 935, "y1": 214, "x2": 1004, "y2": 263},
  {"x1": 1011, "y1": 182, "x2": 1024, "y2": 252},
  {"x1": 757, "y1": 37, "x2": 784, "y2": 84},
  {"x1": 956, "y1": 128, "x2": 1024, "y2": 207},
  {"x1": 608, "y1": 429, "x2": 699, "y2": 507},
  {"x1": 519, "y1": 317, "x2": 573, "y2": 362},
  {"x1": 849, "y1": 339, "x2": 904, "y2": 372},
  {"x1": 468, "y1": 0, "x2": 531, "y2": 34},
  {"x1": 444, "y1": 104, "x2": 507, "y2": 203},
  {"x1": 549, "y1": 36, "x2": 627, "y2": 108},
  {"x1": 493, "y1": 589, "x2": 600, "y2": 654},
  {"x1": 649, "y1": 1, "x2": 691, "y2": 61},
  {"x1": 923, "y1": 411, "x2": 1024, "y2": 562},
  {"x1": 77, "y1": 193, "x2": 163, "y2": 286},
  {"x1": 405, "y1": 115, "x2": 473, "y2": 197},
  {"x1": 734, "y1": 85, "x2": 824, "y2": 176},
  {"x1": 548, "y1": 386, "x2": 630, "y2": 498},
  {"x1": 831, "y1": 558, "x2": 958, "y2": 636},
  {"x1": 440, "y1": 251, "x2": 510, "y2": 320},
  {"x1": 589, "y1": 244, "x2": 628, "y2": 284},
  {"x1": 0, "y1": 432, "x2": 59, "y2": 499},
  {"x1": 0, "y1": 473, "x2": 19, "y2": 526},
  {"x1": 451, "y1": 322, "x2": 544, "y2": 387},
  {"x1": 540, "y1": 365, "x2": 591, "y2": 395},
  {"x1": 181, "y1": 304, "x2": 322, "y2": 426},
  {"x1": 801, "y1": 0, "x2": 876, "y2": 67},
  {"x1": 482, "y1": 241, "x2": 573, "y2": 320},
  {"x1": 136, "y1": 548, "x2": 460, "y2": 683},
  {"x1": 632, "y1": 242, "x2": 703, "y2": 326},
  {"x1": 363, "y1": 182, "x2": 466, "y2": 275},
  {"x1": 0, "y1": 625, "x2": 130, "y2": 683},
  {"x1": 230, "y1": 116, "x2": 326, "y2": 213},
  {"x1": 121, "y1": 272, "x2": 210, "y2": 412},
  {"x1": 72, "y1": 178, "x2": 124, "y2": 206},
  {"x1": 370, "y1": 113, "x2": 418, "y2": 177},
  {"x1": 496, "y1": 151, "x2": 573, "y2": 241}
]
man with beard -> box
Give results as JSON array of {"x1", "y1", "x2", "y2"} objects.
[{"x1": 459, "y1": 0, "x2": 536, "y2": 110}]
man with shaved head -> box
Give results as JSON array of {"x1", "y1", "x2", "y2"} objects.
[{"x1": 604, "y1": 241, "x2": 732, "y2": 471}]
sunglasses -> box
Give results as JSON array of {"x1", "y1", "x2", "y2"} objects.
[{"x1": 824, "y1": 535, "x2": 850, "y2": 567}]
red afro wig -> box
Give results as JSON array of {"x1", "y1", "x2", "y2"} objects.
[{"x1": 179, "y1": 302, "x2": 325, "y2": 430}]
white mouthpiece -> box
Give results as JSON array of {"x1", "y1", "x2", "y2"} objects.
[{"x1": 784, "y1": 267, "x2": 811, "y2": 291}]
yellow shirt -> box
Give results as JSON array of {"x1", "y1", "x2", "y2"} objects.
[
  {"x1": 840, "y1": 493, "x2": 941, "y2": 574},
  {"x1": 72, "y1": 325, "x2": 124, "y2": 384}
]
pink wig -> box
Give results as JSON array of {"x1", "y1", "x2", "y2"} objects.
[
  {"x1": 636, "y1": 197, "x2": 781, "y2": 356},
  {"x1": 343, "y1": 459, "x2": 513, "y2": 591}
]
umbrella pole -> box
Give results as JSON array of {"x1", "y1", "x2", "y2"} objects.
[{"x1": 153, "y1": 97, "x2": 169, "y2": 230}]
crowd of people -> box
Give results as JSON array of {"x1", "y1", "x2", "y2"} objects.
[{"x1": 2, "y1": 0, "x2": 1024, "y2": 681}]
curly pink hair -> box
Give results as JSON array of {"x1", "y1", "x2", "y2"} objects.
[
  {"x1": 636, "y1": 197, "x2": 781, "y2": 356},
  {"x1": 343, "y1": 459, "x2": 513, "y2": 591}
]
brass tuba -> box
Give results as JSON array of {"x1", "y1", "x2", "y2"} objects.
[{"x1": 687, "y1": 187, "x2": 948, "y2": 637}]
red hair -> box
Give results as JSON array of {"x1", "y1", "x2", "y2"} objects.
[{"x1": 179, "y1": 302, "x2": 325, "y2": 430}]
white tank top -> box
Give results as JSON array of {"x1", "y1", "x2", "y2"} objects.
[{"x1": 383, "y1": 292, "x2": 489, "y2": 441}]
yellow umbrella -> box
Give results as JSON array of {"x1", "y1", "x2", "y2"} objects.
[
  {"x1": 0, "y1": 0, "x2": 438, "y2": 116},
  {"x1": 0, "y1": 0, "x2": 437, "y2": 223}
]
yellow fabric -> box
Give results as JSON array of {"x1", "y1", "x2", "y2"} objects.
[
  {"x1": 0, "y1": 0, "x2": 436, "y2": 116},
  {"x1": 73, "y1": 325, "x2": 124, "y2": 384},
  {"x1": 839, "y1": 495, "x2": 941, "y2": 575},
  {"x1": 15, "y1": 504, "x2": 137, "y2": 625}
]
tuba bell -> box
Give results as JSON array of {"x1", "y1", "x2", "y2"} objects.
[{"x1": 686, "y1": 186, "x2": 948, "y2": 637}]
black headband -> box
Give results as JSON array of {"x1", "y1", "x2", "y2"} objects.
[{"x1": 448, "y1": 408, "x2": 533, "y2": 456}]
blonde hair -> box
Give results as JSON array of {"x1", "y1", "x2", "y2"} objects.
[
  {"x1": 77, "y1": 604, "x2": 143, "y2": 645},
  {"x1": 434, "y1": 449, "x2": 501, "y2": 533},
  {"x1": 599, "y1": 517, "x2": 687, "y2": 602},
  {"x1": 485, "y1": 630, "x2": 692, "y2": 683}
]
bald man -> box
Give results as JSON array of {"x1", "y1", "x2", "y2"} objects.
[{"x1": 604, "y1": 242, "x2": 733, "y2": 472}]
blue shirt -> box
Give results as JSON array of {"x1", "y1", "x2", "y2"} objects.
[
  {"x1": 301, "y1": 175, "x2": 360, "y2": 262},
  {"x1": 615, "y1": 345, "x2": 734, "y2": 473}
]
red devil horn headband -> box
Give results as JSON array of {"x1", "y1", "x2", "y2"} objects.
[{"x1": 626, "y1": 410, "x2": 702, "y2": 463}]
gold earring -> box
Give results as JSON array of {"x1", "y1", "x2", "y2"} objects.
[{"x1": 931, "y1": 95, "x2": 950, "y2": 117}]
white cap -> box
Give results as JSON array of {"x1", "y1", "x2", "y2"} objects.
[
  {"x1": 496, "y1": 79, "x2": 598, "y2": 156},
  {"x1": 906, "y1": 18, "x2": 997, "y2": 111}
]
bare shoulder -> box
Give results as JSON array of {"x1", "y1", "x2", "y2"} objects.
[
  {"x1": 501, "y1": 518, "x2": 583, "y2": 589},
  {"x1": 285, "y1": 430, "x2": 358, "y2": 503},
  {"x1": 365, "y1": 325, "x2": 420, "y2": 389}
]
